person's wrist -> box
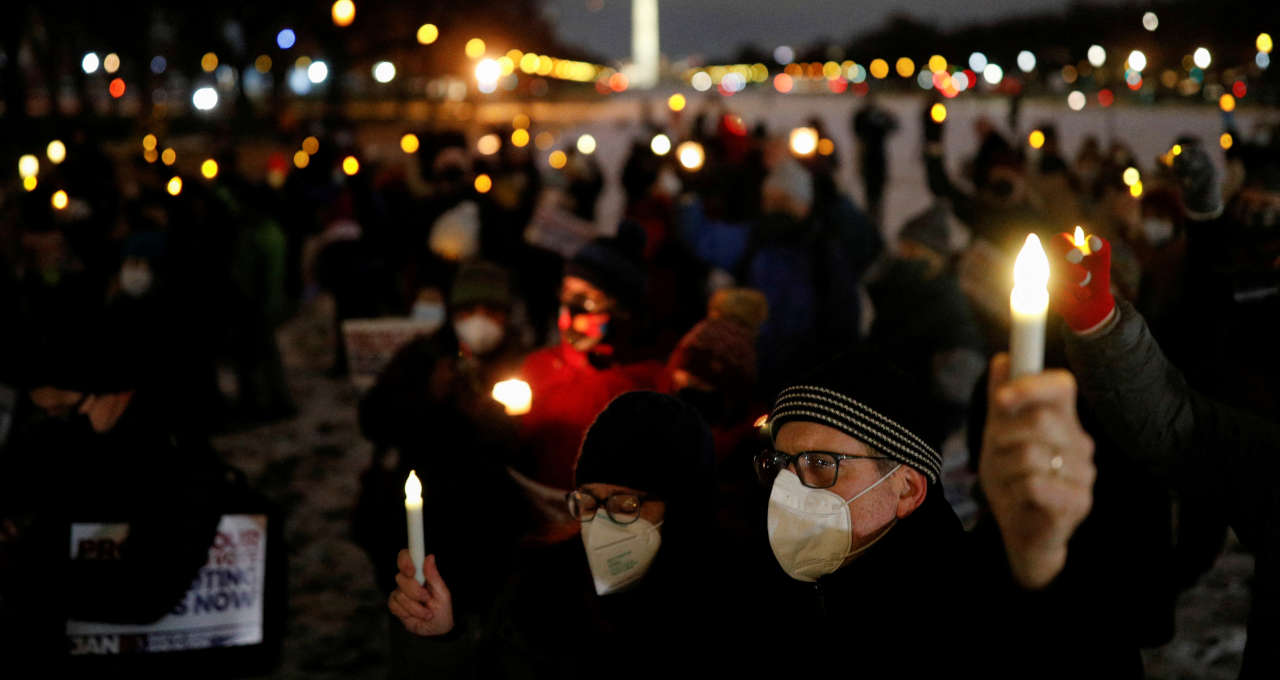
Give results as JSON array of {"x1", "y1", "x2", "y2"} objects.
[{"x1": 1005, "y1": 543, "x2": 1068, "y2": 590}]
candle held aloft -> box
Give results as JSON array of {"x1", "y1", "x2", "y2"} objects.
[
  {"x1": 1010, "y1": 234, "x2": 1050, "y2": 378},
  {"x1": 1073, "y1": 226, "x2": 1091, "y2": 255},
  {"x1": 492, "y1": 378, "x2": 532, "y2": 416},
  {"x1": 405, "y1": 470, "x2": 426, "y2": 584}
]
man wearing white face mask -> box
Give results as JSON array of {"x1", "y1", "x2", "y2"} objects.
[{"x1": 752, "y1": 347, "x2": 1099, "y2": 675}]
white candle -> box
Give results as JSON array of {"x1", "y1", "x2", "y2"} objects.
[
  {"x1": 404, "y1": 470, "x2": 425, "y2": 585},
  {"x1": 1010, "y1": 233, "x2": 1050, "y2": 378},
  {"x1": 491, "y1": 378, "x2": 533, "y2": 416}
]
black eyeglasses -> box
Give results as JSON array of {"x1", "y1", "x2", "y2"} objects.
[
  {"x1": 754, "y1": 449, "x2": 890, "y2": 489},
  {"x1": 566, "y1": 488, "x2": 655, "y2": 524}
]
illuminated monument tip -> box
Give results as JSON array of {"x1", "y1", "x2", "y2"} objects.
[{"x1": 629, "y1": 0, "x2": 659, "y2": 90}]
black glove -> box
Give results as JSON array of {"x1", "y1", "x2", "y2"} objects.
[{"x1": 1171, "y1": 137, "x2": 1222, "y2": 220}]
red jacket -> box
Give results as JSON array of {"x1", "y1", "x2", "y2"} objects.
[{"x1": 517, "y1": 344, "x2": 662, "y2": 489}]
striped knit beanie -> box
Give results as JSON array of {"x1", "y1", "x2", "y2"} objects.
[{"x1": 768, "y1": 349, "x2": 943, "y2": 484}]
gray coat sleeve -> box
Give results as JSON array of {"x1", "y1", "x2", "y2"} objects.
[{"x1": 1063, "y1": 298, "x2": 1280, "y2": 551}]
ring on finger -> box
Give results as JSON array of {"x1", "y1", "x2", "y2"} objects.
[{"x1": 1048, "y1": 454, "x2": 1064, "y2": 475}]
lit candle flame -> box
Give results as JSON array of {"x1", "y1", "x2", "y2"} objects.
[
  {"x1": 405, "y1": 470, "x2": 422, "y2": 502},
  {"x1": 492, "y1": 379, "x2": 533, "y2": 416},
  {"x1": 789, "y1": 127, "x2": 818, "y2": 157},
  {"x1": 1011, "y1": 234, "x2": 1050, "y2": 316},
  {"x1": 1073, "y1": 226, "x2": 1091, "y2": 255}
]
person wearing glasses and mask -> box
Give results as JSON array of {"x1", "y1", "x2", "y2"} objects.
[
  {"x1": 751, "y1": 347, "x2": 1102, "y2": 675},
  {"x1": 515, "y1": 224, "x2": 664, "y2": 493},
  {"x1": 388, "y1": 391, "x2": 720, "y2": 677}
]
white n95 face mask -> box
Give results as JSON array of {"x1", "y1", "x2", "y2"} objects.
[
  {"x1": 453, "y1": 315, "x2": 504, "y2": 355},
  {"x1": 767, "y1": 465, "x2": 900, "y2": 582},
  {"x1": 580, "y1": 517, "x2": 662, "y2": 596}
]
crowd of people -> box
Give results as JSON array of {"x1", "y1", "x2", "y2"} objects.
[{"x1": 1, "y1": 91, "x2": 1278, "y2": 677}]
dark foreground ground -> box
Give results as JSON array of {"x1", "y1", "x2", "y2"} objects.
[{"x1": 213, "y1": 296, "x2": 1253, "y2": 680}]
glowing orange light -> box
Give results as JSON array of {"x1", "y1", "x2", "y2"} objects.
[
  {"x1": 667, "y1": 93, "x2": 686, "y2": 111},
  {"x1": 608, "y1": 72, "x2": 629, "y2": 92},
  {"x1": 474, "y1": 173, "x2": 493, "y2": 193},
  {"x1": 342, "y1": 156, "x2": 359, "y2": 175},
  {"x1": 1219, "y1": 94, "x2": 1236, "y2": 112},
  {"x1": 23, "y1": 176, "x2": 37, "y2": 191},
  {"x1": 51, "y1": 190, "x2": 68, "y2": 210},
  {"x1": 201, "y1": 159, "x2": 218, "y2": 179},
  {"x1": 400, "y1": 133, "x2": 420, "y2": 154},
  {"x1": 930, "y1": 103, "x2": 947, "y2": 123},
  {"x1": 773, "y1": 73, "x2": 794, "y2": 93},
  {"x1": 332, "y1": 0, "x2": 356, "y2": 27},
  {"x1": 142, "y1": 134, "x2": 158, "y2": 151},
  {"x1": 1028, "y1": 130, "x2": 1045, "y2": 149},
  {"x1": 201, "y1": 52, "x2": 218, "y2": 73},
  {"x1": 417, "y1": 24, "x2": 439, "y2": 45},
  {"x1": 108, "y1": 78, "x2": 126, "y2": 98},
  {"x1": 294, "y1": 150, "x2": 311, "y2": 169},
  {"x1": 166, "y1": 176, "x2": 183, "y2": 196},
  {"x1": 161, "y1": 148, "x2": 176, "y2": 166},
  {"x1": 548, "y1": 150, "x2": 568, "y2": 169},
  {"x1": 511, "y1": 129, "x2": 530, "y2": 147},
  {"x1": 302, "y1": 136, "x2": 320, "y2": 155},
  {"x1": 1220, "y1": 132, "x2": 1233, "y2": 150}
]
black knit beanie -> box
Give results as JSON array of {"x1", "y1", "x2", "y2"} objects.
[
  {"x1": 574, "y1": 391, "x2": 715, "y2": 506},
  {"x1": 564, "y1": 221, "x2": 647, "y2": 308},
  {"x1": 768, "y1": 348, "x2": 944, "y2": 484}
]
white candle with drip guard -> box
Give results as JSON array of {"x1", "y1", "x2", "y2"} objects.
[
  {"x1": 405, "y1": 470, "x2": 425, "y2": 584},
  {"x1": 1010, "y1": 234, "x2": 1050, "y2": 378},
  {"x1": 492, "y1": 378, "x2": 532, "y2": 416}
]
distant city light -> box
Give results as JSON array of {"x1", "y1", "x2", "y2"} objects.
[
  {"x1": 1259, "y1": 33, "x2": 1274, "y2": 55},
  {"x1": 1017, "y1": 50, "x2": 1036, "y2": 73},
  {"x1": 1029, "y1": 130, "x2": 1045, "y2": 149},
  {"x1": 303, "y1": 136, "x2": 320, "y2": 155},
  {"x1": 1220, "y1": 132, "x2": 1233, "y2": 150},
  {"x1": 477, "y1": 133, "x2": 501, "y2": 156},
  {"x1": 1219, "y1": 93, "x2": 1236, "y2": 112},
  {"x1": 417, "y1": 24, "x2": 439, "y2": 45},
  {"x1": 895, "y1": 57, "x2": 915, "y2": 78},
  {"x1": 1193, "y1": 47, "x2": 1212, "y2": 69},
  {"x1": 81, "y1": 52, "x2": 100, "y2": 74},
  {"x1": 1259, "y1": 52, "x2": 1272, "y2": 69},
  {"x1": 1122, "y1": 167, "x2": 1140, "y2": 186},
  {"x1": 46, "y1": 140, "x2": 66, "y2": 165},
  {"x1": 192, "y1": 87, "x2": 218, "y2": 110},
  {"x1": 930, "y1": 103, "x2": 947, "y2": 123},
  {"x1": 1067, "y1": 90, "x2": 1087, "y2": 110},
  {"x1": 142, "y1": 134, "x2": 157, "y2": 151},
  {"x1": 465, "y1": 38, "x2": 486, "y2": 59},
  {"x1": 576, "y1": 134, "x2": 597, "y2": 155},
  {"x1": 983, "y1": 63, "x2": 1004, "y2": 85},
  {"x1": 308, "y1": 61, "x2": 329, "y2": 84},
  {"x1": 161, "y1": 148, "x2": 176, "y2": 166},
  {"x1": 1142, "y1": 11, "x2": 1158, "y2": 32},
  {"x1": 373, "y1": 61, "x2": 396, "y2": 83},
  {"x1": 167, "y1": 176, "x2": 183, "y2": 196},
  {"x1": 1127, "y1": 50, "x2": 1147, "y2": 72},
  {"x1": 475, "y1": 58, "x2": 500, "y2": 93},
  {"x1": 332, "y1": 0, "x2": 356, "y2": 27},
  {"x1": 201, "y1": 52, "x2": 218, "y2": 73},
  {"x1": 23, "y1": 176, "x2": 37, "y2": 191},
  {"x1": 108, "y1": 78, "x2": 126, "y2": 98},
  {"x1": 548, "y1": 150, "x2": 568, "y2": 169},
  {"x1": 151, "y1": 56, "x2": 167, "y2": 74},
  {"x1": 400, "y1": 133, "x2": 420, "y2": 154},
  {"x1": 103, "y1": 53, "x2": 120, "y2": 74},
  {"x1": 668, "y1": 93, "x2": 686, "y2": 111},
  {"x1": 1130, "y1": 180, "x2": 1143, "y2": 198},
  {"x1": 775, "y1": 73, "x2": 795, "y2": 93},
  {"x1": 869, "y1": 59, "x2": 889, "y2": 79},
  {"x1": 201, "y1": 159, "x2": 219, "y2": 179},
  {"x1": 52, "y1": 190, "x2": 68, "y2": 210},
  {"x1": 691, "y1": 71, "x2": 712, "y2": 91},
  {"x1": 342, "y1": 156, "x2": 359, "y2": 175},
  {"x1": 650, "y1": 133, "x2": 671, "y2": 156},
  {"x1": 927, "y1": 55, "x2": 947, "y2": 73},
  {"x1": 968, "y1": 52, "x2": 988, "y2": 72},
  {"x1": 255, "y1": 55, "x2": 272, "y2": 73},
  {"x1": 18, "y1": 155, "x2": 38, "y2": 179},
  {"x1": 773, "y1": 45, "x2": 794, "y2": 65},
  {"x1": 277, "y1": 29, "x2": 297, "y2": 49},
  {"x1": 1087, "y1": 45, "x2": 1106, "y2": 68},
  {"x1": 293, "y1": 150, "x2": 310, "y2": 169},
  {"x1": 474, "y1": 174, "x2": 493, "y2": 193}
]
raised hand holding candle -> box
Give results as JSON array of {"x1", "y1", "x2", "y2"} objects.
[
  {"x1": 1010, "y1": 234, "x2": 1050, "y2": 378},
  {"x1": 405, "y1": 470, "x2": 425, "y2": 584},
  {"x1": 492, "y1": 378, "x2": 532, "y2": 416}
]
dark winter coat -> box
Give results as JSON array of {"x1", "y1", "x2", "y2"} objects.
[{"x1": 1065, "y1": 297, "x2": 1280, "y2": 677}]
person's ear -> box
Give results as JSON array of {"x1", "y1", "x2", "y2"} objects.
[{"x1": 895, "y1": 466, "x2": 928, "y2": 519}]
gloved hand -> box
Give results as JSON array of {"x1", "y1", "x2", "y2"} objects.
[
  {"x1": 1047, "y1": 232, "x2": 1115, "y2": 333},
  {"x1": 1171, "y1": 137, "x2": 1223, "y2": 220}
]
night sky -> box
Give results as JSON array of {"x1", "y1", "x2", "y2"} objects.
[{"x1": 543, "y1": 0, "x2": 1133, "y2": 61}]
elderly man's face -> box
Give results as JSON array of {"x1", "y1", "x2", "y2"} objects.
[{"x1": 774, "y1": 421, "x2": 904, "y2": 552}]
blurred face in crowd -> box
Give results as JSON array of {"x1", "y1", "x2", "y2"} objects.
[
  {"x1": 982, "y1": 165, "x2": 1027, "y2": 207},
  {"x1": 559, "y1": 276, "x2": 613, "y2": 351},
  {"x1": 452, "y1": 304, "x2": 508, "y2": 356},
  {"x1": 774, "y1": 421, "x2": 924, "y2": 558},
  {"x1": 896, "y1": 239, "x2": 945, "y2": 279}
]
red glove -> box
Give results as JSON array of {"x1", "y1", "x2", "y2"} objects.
[{"x1": 1047, "y1": 232, "x2": 1115, "y2": 333}]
